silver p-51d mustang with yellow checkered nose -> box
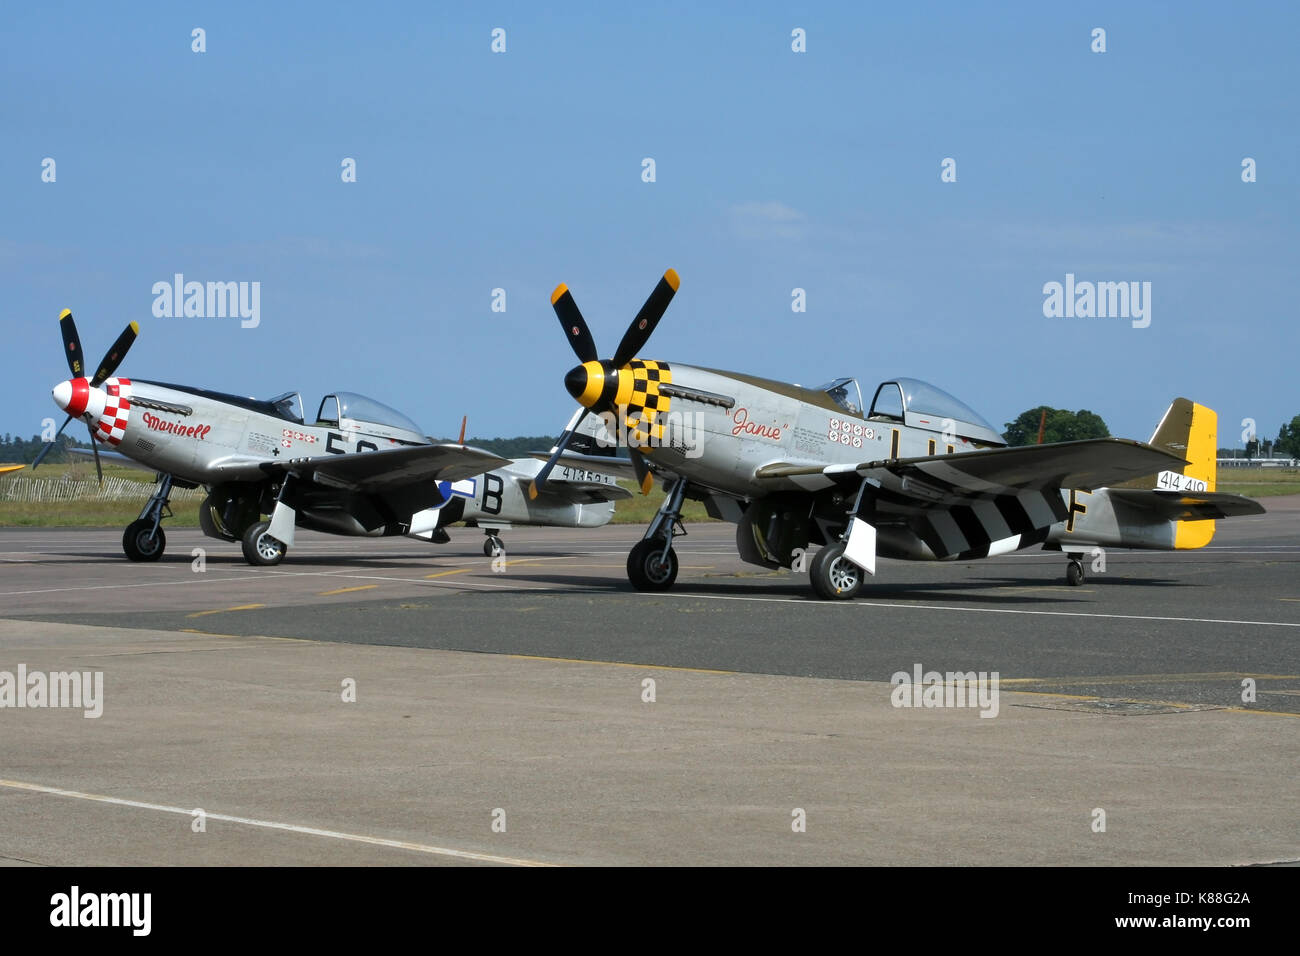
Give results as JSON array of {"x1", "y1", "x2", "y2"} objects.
[
  {"x1": 32, "y1": 310, "x2": 629, "y2": 565},
  {"x1": 531, "y1": 269, "x2": 1265, "y2": 599}
]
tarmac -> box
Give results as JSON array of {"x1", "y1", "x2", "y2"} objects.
[{"x1": 0, "y1": 498, "x2": 1296, "y2": 865}]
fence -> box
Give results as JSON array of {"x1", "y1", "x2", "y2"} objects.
[{"x1": 0, "y1": 476, "x2": 202, "y2": 503}]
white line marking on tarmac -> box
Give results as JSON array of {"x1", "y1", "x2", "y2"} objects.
[
  {"x1": 658, "y1": 592, "x2": 1300, "y2": 628},
  {"x1": 0, "y1": 778, "x2": 554, "y2": 867}
]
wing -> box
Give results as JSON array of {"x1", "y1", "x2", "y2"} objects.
[
  {"x1": 284, "y1": 444, "x2": 511, "y2": 491},
  {"x1": 1106, "y1": 488, "x2": 1266, "y2": 520},
  {"x1": 513, "y1": 476, "x2": 633, "y2": 504},
  {"x1": 67, "y1": 446, "x2": 155, "y2": 473},
  {"x1": 756, "y1": 438, "x2": 1186, "y2": 560},
  {"x1": 755, "y1": 438, "x2": 1183, "y2": 496},
  {"x1": 528, "y1": 450, "x2": 640, "y2": 482}
]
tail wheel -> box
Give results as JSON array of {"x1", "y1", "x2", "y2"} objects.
[
  {"x1": 483, "y1": 536, "x2": 505, "y2": 558},
  {"x1": 810, "y1": 542, "x2": 862, "y2": 600},
  {"x1": 241, "y1": 520, "x2": 287, "y2": 567},
  {"x1": 123, "y1": 519, "x2": 166, "y2": 562},
  {"x1": 628, "y1": 538, "x2": 678, "y2": 591},
  {"x1": 1066, "y1": 560, "x2": 1085, "y2": 586}
]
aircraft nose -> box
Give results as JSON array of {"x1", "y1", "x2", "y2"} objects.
[
  {"x1": 564, "y1": 365, "x2": 588, "y2": 401},
  {"x1": 52, "y1": 378, "x2": 90, "y2": 417},
  {"x1": 564, "y1": 361, "x2": 606, "y2": 408}
]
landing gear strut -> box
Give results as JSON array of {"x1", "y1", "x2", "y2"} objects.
[
  {"x1": 122, "y1": 474, "x2": 173, "y2": 562},
  {"x1": 483, "y1": 531, "x2": 505, "y2": 558},
  {"x1": 628, "y1": 478, "x2": 686, "y2": 592},
  {"x1": 1065, "y1": 553, "x2": 1086, "y2": 586}
]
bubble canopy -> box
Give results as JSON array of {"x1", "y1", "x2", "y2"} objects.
[
  {"x1": 316, "y1": 392, "x2": 425, "y2": 440},
  {"x1": 868, "y1": 377, "x2": 1005, "y2": 446}
]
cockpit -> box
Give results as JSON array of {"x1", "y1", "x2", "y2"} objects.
[
  {"x1": 315, "y1": 392, "x2": 427, "y2": 443},
  {"x1": 816, "y1": 377, "x2": 864, "y2": 415},
  {"x1": 267, "y1": 392, "x2": 304, "y2": 424},
  {"x1": 867, "y1": 377, "x2": 1005, "y2": 446}
]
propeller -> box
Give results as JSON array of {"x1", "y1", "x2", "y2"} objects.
[
  {"x1": 530, "y1": 269, "x2": 679, "y2": 499},
  {"x1": 33, "y1": 309, "x2": 139, "y2": 483}
]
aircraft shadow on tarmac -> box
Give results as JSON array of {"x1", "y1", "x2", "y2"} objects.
[{"x1": 478, "y1": 570, "x2": 1187, "y2": 604}]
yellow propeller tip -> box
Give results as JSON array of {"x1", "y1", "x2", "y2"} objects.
[
  {"x1": 527, "y1": 482, "x2": 540, "y2": 500},
  {"x1": 129, "y1": 321, "x2": 140, "y2": 333},
  {"x1": 550, "y1": 283, "x2": 569, "y2": 305},
  {"x1": 59, "y1": 309, "x2": 72, "y2": 320},
  {"x1": 640, "y1": 473, "x2": 654, "y2": 495},
  {"x1": 664, "y1": 269, "x2": 679, "y2": 291}
]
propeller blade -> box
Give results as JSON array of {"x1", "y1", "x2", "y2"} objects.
[
  {"x1": 551, "y1": 283, "x2": 599, "y2": 364},
  {"x1": 85, "y1": 422, "x2": 103, "y2": 484},
  {"x1": 90, "y1": 321, "x2": 139, "y2": 387},
  {"x1": 611, "y1": 269, "x2": 679, "y2": 368},
  {"x1": 31, "y1": 414, "x2": 74, "y2": 469},
  {"x1": 528, "y1": 409, "x2": 589, "y2": 500},
  {"x1": 59, "y1": 309, "x2": 84, "y2": 378},
  {"x1": 457, "y1": 415, "x2": 467, "y2": 444},
  {"x1": 629, "y1": 447, "x2": 654, "y2": 496}
]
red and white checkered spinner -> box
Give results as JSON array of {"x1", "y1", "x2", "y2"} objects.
[{"x1": 51, "y1": 377, "x2": 132, "y2": 446}]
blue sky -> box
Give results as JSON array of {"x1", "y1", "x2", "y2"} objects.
[{"x1": 3, "y1": 1, "x2": 1296, "y2": 447}]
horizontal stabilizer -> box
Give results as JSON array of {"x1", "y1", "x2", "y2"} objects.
[{"x1": 1106, "y1": 488, "x2": 1266, "y2": 521}]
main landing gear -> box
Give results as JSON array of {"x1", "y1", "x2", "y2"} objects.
[
  {"x1": 1065, "y1": 553, "x2": 1086, "y2": 587},
  {"x1": 122, "y1": 474, "x2": 173, "y2": 562},
  {"x1": 241, "y1": 520, "x2": 288, "y2": 567},
  {"x1": 809, "y1": 540, "x2": 864, "y2": 600},
  {"x1": 627, "y1": 478, "x2": 686, "y2": 592}
]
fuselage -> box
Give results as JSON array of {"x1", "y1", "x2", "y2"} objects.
[
  {"x1": 49, "y1": 376, "x2": 614, "y2": 536},
  {"x1": 568, "y1": 360, "x2": 1195, "y2": 562}
]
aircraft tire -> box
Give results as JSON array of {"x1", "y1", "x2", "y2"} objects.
[
  {"x1": 483, "y1": 537, "x2": 505, "y2": 558},
  {"x1": 242, "y1": 520, "x2": 287, "y2": 567},
  {"x1": 809, "y1": 542, "x2": 862, "y2": 600},
  {"x1": 123, "y1": 520, "x2": 166, "y2": 562},
  {"x1": 627, "y1": 538, "x2": 678, "y2": 591},
  {"x1": 1066, "y1": 560, "x2": 1085, "y2": 586}
]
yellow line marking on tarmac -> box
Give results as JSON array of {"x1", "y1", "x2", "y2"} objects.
[
  {"x1": 185, "y1": 604, "x2": 266, "y2": 619},
  {"x1": 177, "y1": 629, "x2": 312, "y2": 644},
  {"x1": 425, "y1": 568, "x2": 471, "y2": 579},
  {"x1": 503, "y1": 652, "x2": 736, "y2": 676},
  {"x1": 0, "y1": 778, "x2": 555, "y2": 867},
  {"x1": 317, "y1": 585, "x2": 378, "y2": 596},
  {"x1": 998, "y1": 672, "x2": 1300, "y2": 686},
  {"x1": 1223, "y1": 707, "x2": 1300, "y2": 719}
]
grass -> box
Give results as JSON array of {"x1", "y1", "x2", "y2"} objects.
[
  {"x1": 1215, "y1": 466, "x2": 1300, "y2": 498},
  {"x1": 3, "y1": 463, "x2": 1295, "y2": 528}
]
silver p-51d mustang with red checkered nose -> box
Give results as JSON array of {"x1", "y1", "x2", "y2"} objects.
[{"x1": 33, "y1": 310, "x2": 629, "y2": 565}]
